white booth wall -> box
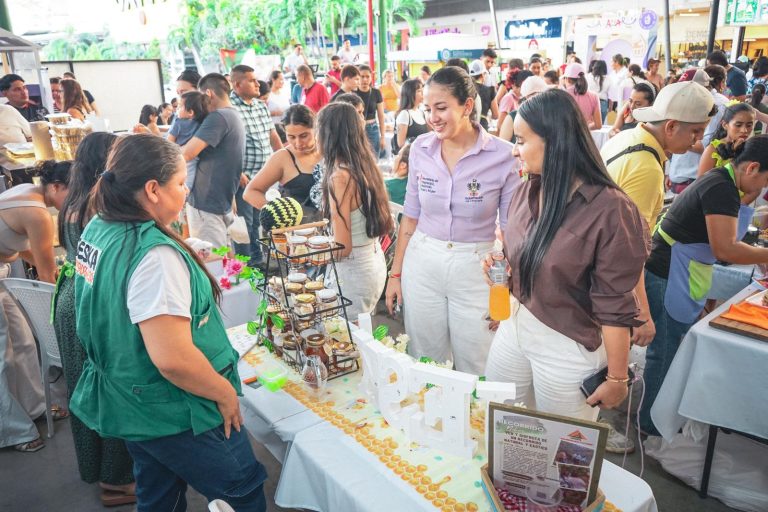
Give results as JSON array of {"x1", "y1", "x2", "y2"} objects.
[{"x1": 43, "y1": 59, "x2": 164, "y2": 132}]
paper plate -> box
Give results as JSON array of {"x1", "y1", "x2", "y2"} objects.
[{"x1": 4, "y1": 142, "x2": 34, "y2": 156}]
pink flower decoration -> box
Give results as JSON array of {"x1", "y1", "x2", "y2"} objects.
[
  {"x1": 225, "y1": 259, "x2": 244, "y2": 276},
  {"x1": 219, "y1": 277, "x2": 232, "y2": 290}
]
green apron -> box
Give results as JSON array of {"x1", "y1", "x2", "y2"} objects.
[{"x1": 70, "y1": 217, "x2": 240, "y2": 441}]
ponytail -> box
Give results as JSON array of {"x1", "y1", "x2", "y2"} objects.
[{"x1": 568, "y1": 74, "x2": 588, "y2": 95}]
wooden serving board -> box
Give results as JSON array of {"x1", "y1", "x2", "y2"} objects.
[{"x1": 709, "y1": 314, "x2": 768, "y2": 342}]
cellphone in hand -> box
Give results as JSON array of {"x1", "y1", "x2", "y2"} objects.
[{"x1": 580, "y1": 366, "x2": 635, "y2": 403}]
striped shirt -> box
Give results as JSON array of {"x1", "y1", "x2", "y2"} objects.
[{"x1": 230, "y1": 92, "x2": 274, "y2": 177}]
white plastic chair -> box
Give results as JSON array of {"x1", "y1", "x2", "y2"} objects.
[
  {"x1": 208, "y1": 499, "x2": 236, "y2": 512},
  {"x1": 0, "y1": 278, "x2": 61, "y2": 438}
]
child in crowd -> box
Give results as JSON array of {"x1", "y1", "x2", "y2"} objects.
[
  {"x1": 385, "y1": 143, "x2": 410, "y2": 206},
  {"x1": 167, "y1": 91, "x2": 210, "y2": 190}
]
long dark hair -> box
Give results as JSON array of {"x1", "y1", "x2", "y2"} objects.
[
  {"x1": 713, "y1": 102, "x2": 754, "y2": 142},
  {"x1": 61, "y1": 79, "x2": 91, "y2": 113},
  {"x1": 139, "y1": 104, "x2": 158, "y2": 125},
  {"x1": 317, "y1": 103, "x2": 393, "y2": 239},
  {"x1": 426, "y1": 66, "x2": 478, "y2": 122},
  {"x1": 591, "y1": 60, "x2": 607, "y2": 90},
  {"x1": 397, "y1": 79, "x2": 422, "y2": 117},
  {"x1": 516, "y1": 89, "x2": 620, "y2": 300},
  {"x1": 57, "y1": 132, "x2": 117, "y2": 244},
  {"x1": 91, "y1": 134, "x2": 221, "y2": 302},
  {"x1": 567, "y1": 73, "x2": 588, "y2": 95}
]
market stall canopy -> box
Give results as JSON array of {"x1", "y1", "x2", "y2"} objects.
[{"x1": 0, "y1": 28, "x2": 40, "y2": 52}]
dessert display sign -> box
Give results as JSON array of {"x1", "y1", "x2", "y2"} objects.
[{"x1": 487, "y1": 403, "x2": 608, "y2": 508}]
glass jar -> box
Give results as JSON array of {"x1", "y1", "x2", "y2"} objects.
[
  {"x1": 281, "y1": 334, "x2": 302, "y2": 363},
  {"x1": 304, "y1": 280, "x2": 324, "y2": 293},
  {"x1": 288, "y1": 235, "x2": 309, "y2": 264},
  {"x1": 294, "y1": 227, "x2": 316, "y2": 237},
  {"x1": 308, "y1": 236, "x2": 331, "y2": 266},
  {"x1": 316, "y1": 288, "x2": 338, "y2": 316},
  {"x1": 301, "y1": 354, "x2": 328, "y2": 398},
  {"x1": 271, "y1": 331, "x2": 284, "y2": 357},
  {"x1": 272, "y1": 233, "x2": 288, "y2": 258},
  {"x1": 305, "y1": 333, "x2": 330, "y2": 366},
  {"x1": 331, "y1": 341, "x2": 356, "y2": 371}
]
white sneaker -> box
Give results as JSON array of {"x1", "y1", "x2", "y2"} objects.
[{"x1": 605, "y1": 425, "x2": 635, "y2": 454}]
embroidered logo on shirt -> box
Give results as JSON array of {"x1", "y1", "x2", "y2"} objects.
[
  {"x1": 75, "y1": 240, "x2": 102, "y2": 285},
  {"x1": 197, "y1": 314, "x2": 210, "y2": 329},
  {"x1": 465, "y1": 179, "x2": 484, "y2": 203}
]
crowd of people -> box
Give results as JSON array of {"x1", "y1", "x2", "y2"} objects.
[{"x1": 3, "y1": 43, "x2": 768, "y2": 511}]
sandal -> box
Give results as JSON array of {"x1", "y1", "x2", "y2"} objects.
[
  {"x1": 51, "y1": 405, "x2": 69, "y2": 421},
  {"x1": 100, "y1": 490, "x2": 137, "y2": 507},
  {"x1": 13, "y1": 437, "x2": 45, "y2": 452}
]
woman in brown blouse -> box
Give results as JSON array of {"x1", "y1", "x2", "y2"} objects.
[{"x1": 483, "y1": 88, "x2": 649, "y2": 421}]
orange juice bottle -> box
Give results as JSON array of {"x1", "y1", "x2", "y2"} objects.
[{"x1": 489, "y1": 251, "x2": 510, "y2": 321}]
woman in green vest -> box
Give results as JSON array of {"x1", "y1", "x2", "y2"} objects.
[{"x1": 71, "y1": 134, "x2": 266, "y2": 512}]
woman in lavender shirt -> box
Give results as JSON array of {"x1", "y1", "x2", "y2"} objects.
[{"x1": 385, "y1": 66, "x2": 520, "y2": 374}]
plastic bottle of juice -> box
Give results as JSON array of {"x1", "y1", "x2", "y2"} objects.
[{"x1": 489, "y1": 251, "x2": 511, "y2": 321}]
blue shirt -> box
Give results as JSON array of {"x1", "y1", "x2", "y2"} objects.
[{"x1": 169, "y1": 118, "x2": 200, "y2": 147}]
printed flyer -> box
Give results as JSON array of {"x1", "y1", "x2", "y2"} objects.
[{"x1": 488, "y1": 404, "x2": 608, "y2": 508}]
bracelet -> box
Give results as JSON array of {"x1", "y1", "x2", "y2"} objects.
[
  {"x1": 606, "y1": 374, "x2": 630, "y2": 384},
  {"x1": 388, "y1": 272, "x2": 402, "y2": 279}
]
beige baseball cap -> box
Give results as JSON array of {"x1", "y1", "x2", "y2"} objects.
[{"x1": 632, "y1": 81, "x2": 715, "y2": 124}]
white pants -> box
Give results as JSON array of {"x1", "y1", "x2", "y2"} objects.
[
  {"x1": 401, "y1": 231, "x2": 494, "y2": 375},
  {"x1": 186, "y1": 204, "x2": 232, "y2": 248},
  {"x1": 335, "y1": 241, "x2": 386, "y2": 319},
  {"x1": 485, "y1": 298, "x2": 607, "y2": 421},
  {"x1": 0, "y1": 264, "x2": 45, "y2": 447}
]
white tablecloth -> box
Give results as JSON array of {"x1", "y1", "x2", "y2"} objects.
[
  {"x1": 651, "y1": 285, "x2": 768, "y2": 441},
  {"x1": 205, "y1": 261, "x2": 261, "y2": 328},
  {"x1": 275, "y1": 422, "x2": 657, "y2": 512},
  {"x1": 237, "y1": 362, "x2": 657, "y2": 512}
]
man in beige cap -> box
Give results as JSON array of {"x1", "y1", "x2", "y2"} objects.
[{"x1": 597, "y1": 80, "x2": 716, "y2": 454}]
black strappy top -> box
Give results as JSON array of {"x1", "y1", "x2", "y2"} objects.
[{"x1": 279, "y1": 150, "x2": 321, "y2": 219}]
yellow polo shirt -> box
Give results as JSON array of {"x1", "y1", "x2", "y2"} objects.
[{"x1": 601, "y1": 124, "x2": 668, "y2": 231}]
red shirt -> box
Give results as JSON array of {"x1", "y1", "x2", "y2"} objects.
[
  {"x1": 302, "y1": 82, "x2": 330, "y2": 113},
  {"x1": 327, "y1": 69, "x2": 341, "y2": 95}
]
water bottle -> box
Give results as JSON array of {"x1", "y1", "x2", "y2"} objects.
[{"x1": 488, "y1": 251, "x2": 511, "y2": 321}]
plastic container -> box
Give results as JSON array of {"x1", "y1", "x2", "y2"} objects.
[{"x1": 258, "y1": 364, "x2": 288, "y2": 392}]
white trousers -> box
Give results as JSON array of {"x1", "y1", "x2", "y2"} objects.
[
  {"x1": 0, "y1": 264, "x2": 45, "y2": 447},
  {"x1": 485, "y1": 298, "x2": 607, "y2": 422},
  {"x1": 401, "y1": 231, "x2": 494, "y2": 375},
  {"x1": 335, "y1": 241, "x2": 387, "y2": 319}
]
